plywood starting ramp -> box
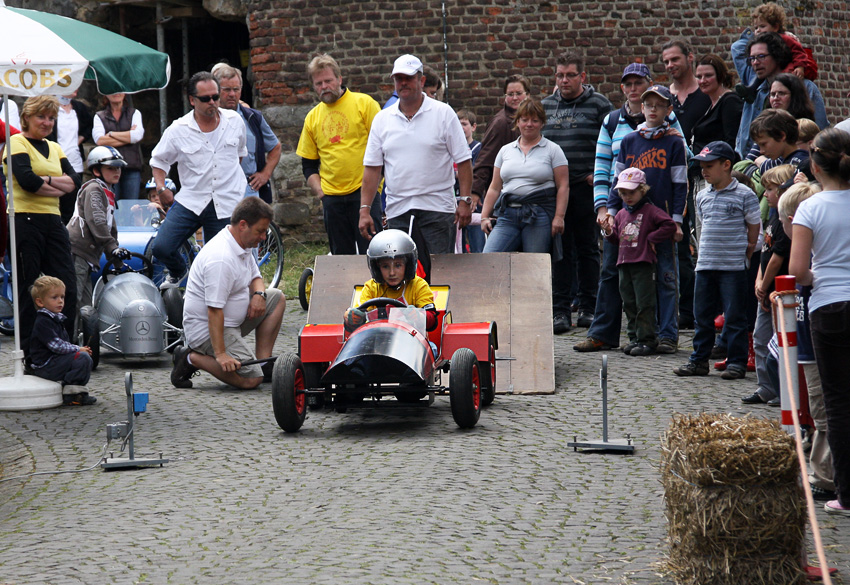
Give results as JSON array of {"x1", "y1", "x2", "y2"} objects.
[{"x1": 305, "y1": 253, "x2": 554, "y2": 394}]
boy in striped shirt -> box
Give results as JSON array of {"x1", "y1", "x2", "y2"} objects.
[{"x1": 674, "y1": 141, "x2": 761, "y2": 378}]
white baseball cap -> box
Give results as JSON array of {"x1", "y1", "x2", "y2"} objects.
[{"x1": 391, "y1": 54, "x2": 423, "y2": 77}]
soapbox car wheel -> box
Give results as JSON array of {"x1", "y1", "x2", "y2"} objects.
[
  {"x1": 298, "y1": 267, "x2": 313, "y2": 311},
  {"x1": 356, "y1": 297, "x2": 407, "y2": 320},
  {"x1": 80, "y1": 305, "x2": 100, "y2": 370},
  {"x1": 450, "y1": 348, "x2": 481, "y2": 429},
  {"x1": 162, "y1": 286, "x2": 184, "y2": 351},
  {"x1": 272, "y1": 352, "x2": 308, "y2": 433},
  {"x1": 479, "y1": 335, "x2": 497, "y2": 407},
  {"x1": 101, "y1": 251, "x2": 154, "y2": 283}
]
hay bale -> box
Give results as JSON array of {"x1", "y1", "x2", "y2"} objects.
[{"x1": 660, "y1": 413, "x2": 806, "y2": 585}]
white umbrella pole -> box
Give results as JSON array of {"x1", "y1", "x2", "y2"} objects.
[
  {"x1": 4, "y1": 94, "x2": 23, "y2": 377},
  {"x1": 0, "y1": 95, "x2": 62, "y2": 410}
]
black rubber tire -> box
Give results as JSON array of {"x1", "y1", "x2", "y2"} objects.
[
  {"x1": 479, "y1": 340, "x2": 496, "y2": 407},
  {"x1": 162, "y1": 286, "x2": 184, "y2": 351},
  {"x1": 298, "y1": 267, "x2": 313, "y2": 311},
  {"x1": 81, "y1": 306, "x2": 100, "y2": 371},
  {"x1": 272, "y1": 352, "x2": 307, "y2": 433},
  {"x1": 258, "y1": 222, "x2": 284, "y2": 289},
  {"x1": 449, "y1": 348, "x2": 481, "y2": 429}
]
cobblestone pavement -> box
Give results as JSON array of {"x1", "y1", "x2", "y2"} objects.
[{"x1": 1, "y1": 307, "x2": 848, "y2": 584}]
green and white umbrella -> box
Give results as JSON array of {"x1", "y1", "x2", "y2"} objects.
[
  {"x1": 0, "y1": 0, "x2": 170, "y2": 407},
  {"x1": 0, "y1": 1, "x2": 170, "y2": 97}
]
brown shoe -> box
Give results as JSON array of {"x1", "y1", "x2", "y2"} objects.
[{"x1": 573, "y1": 337, "x2": 613, "y2": 352}]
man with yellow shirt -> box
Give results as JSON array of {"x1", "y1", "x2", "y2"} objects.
[{"x1": 297, "y1": 54, "x2": 382, "y2": 254}]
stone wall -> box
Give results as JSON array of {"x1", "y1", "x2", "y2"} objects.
[{"x1": 246, "y1": 0, "x2": 849, "y2": 235}]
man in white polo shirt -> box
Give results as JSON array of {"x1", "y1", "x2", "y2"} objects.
[
  {"x1": 171, "y1": 197, "x2": 285, "y2": 389},
  {"x1": 150, "y1": 71, "x2": 248, "y2": 289},
  {"x1": 358, "y1": 54, "x2": 473, "y2": 254}
]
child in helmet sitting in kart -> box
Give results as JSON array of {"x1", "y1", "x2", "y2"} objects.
[
  {"x1": 344, "y1": 229, "x2": 437, "y2": 333},
  {"x1": 129, "y1": 177, "x2": 174, "y2": 225},
  {"x1": 67, "y1": 145, "x2": 130, "y2": 311}
]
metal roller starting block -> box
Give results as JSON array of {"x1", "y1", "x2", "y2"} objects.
[
  {"x1": 568, "y1": 355, "x2": 635, "y2": 453},
  {"x1": 101, "y1": 372, "x2": 168, "y2": 470}
]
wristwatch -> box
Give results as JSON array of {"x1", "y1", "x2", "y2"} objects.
[
  {"x1": 157, "y1": 186, "x2": 169, "y2": 195},
  {"x1": 456, "y1": 196, "x2": 473, "y2": 205},
  {"x1": 253, "y1": 291, "x2": 267, "y2": 300}
]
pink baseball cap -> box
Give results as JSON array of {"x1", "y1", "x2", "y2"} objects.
[{"x1": 617, "y1": 167, "x2": 647, "y2": 190}]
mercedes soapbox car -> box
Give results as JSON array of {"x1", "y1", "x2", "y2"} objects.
[
  {"x1": 80, "y1": 252, "x2": 183, "y2": 369},
  {"x1": 271, "y1": 285, "x2": 497, "y2": 432}
]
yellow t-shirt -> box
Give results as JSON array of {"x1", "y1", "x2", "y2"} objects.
[
  {"x1": 361, "y1": 276, "x2": 434, "y2": 309},
  {"x1": 296, "y1": 89, "x2": 380, "y2": 196},
  {"x1": 5, "y1": 134, "x2": 64, "y2": 215}
]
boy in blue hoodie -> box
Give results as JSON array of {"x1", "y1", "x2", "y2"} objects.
[{"x1": 607, "y1": 85, "x2": 688, "y2": 354}]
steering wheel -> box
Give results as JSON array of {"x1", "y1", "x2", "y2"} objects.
[
  {"x1": 102, "y1": 251, "x2": 155, "y2": 283},
  {"x1": 356, "y1": 297, "x2": 407, "y2": 320}
]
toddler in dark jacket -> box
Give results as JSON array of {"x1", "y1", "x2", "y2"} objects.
[{"x1": 604, "y1": 168, "x2": 677, "y2": 356}]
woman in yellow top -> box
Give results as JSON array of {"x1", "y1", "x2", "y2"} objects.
[{"x1": 5, "y1": 95, "x2": 81, "y2": 359}]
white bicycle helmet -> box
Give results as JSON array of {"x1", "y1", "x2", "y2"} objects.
[
  {"x1": 366, "y1": 229, "x2": 418, "y2": 284},
  {"x1": 86, "y1": 145, "x2": 126, "y2": 169}
]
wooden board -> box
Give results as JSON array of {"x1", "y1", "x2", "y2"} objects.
[{"x1": 306, "y1": 253, "x2": 554, "y2": 394}]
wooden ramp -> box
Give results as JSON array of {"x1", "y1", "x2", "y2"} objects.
[{"x1": 305, "y1": 253, "x2": 554, "y2": 394}]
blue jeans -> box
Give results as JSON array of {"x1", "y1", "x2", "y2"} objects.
[
  {"x1": 112, "y1": 169, "x2": 142, "y2": 200},
  {"x1": 482, "y1": 205, "x2": 551, "y2": 253},
  {"x1": 465, "y1": 225, "x2": 486, "y2": 253},
  {"x1": 691, "y1": 269, "x2": 748, "y2": 368},
  {"x1": 152, "y1": 201, "x2": 229, "y2": 276},
  {"x1": 655, "y1": 240, "x2": 679, "y2": 342},
  {"x1": 586, "y1": 238, "x2": 622, "y2": 346},
  {"x1": 33, "y1": 351, "x2": 92, "y2": 386},
  {"x1": 552, "y1": 181, "x2": 598, "y2": 314}
]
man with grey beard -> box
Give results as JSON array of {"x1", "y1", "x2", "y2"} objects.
[{"x1": 297, "y1": 54, "x2": 382, "y2": 254}]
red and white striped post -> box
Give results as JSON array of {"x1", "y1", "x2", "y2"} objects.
[{"x1": 774, "y1": 275, "x2": 799, "y2": 435}]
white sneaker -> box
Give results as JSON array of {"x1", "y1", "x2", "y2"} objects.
[{"x1": 159, "y1": 270, "x2": 187, "y2": 290}]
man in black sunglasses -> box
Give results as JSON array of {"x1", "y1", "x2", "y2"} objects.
[{"x1": 149, "y1": 71, "x2": 248, "y2": 289}]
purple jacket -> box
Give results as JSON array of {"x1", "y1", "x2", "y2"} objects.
[{"x1": 606, "y1": 199, "x2": 677, "y2": 265}]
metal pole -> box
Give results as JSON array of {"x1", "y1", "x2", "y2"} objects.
[
  {"x1": 126, "y1": 374, "x2": 135, "y2": 460},
  {"x1": 601, "y1": 355, "x2": 608, "y2": 443},
  {"x1": 3, "y1": 98, "x2": 23, "y2": 377},
  {"x1": 156, "y1": 2, "x2": 167, "y2": 134},
  {"x1": 441, "y1": 1, "x2": 449, "y2": 104},
  {"x1": 182, "y1": 18, "x2": 189, "y2": 114}
]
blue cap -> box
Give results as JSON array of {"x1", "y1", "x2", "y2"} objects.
[
  {"x1": 622, "y1": 63, "x2": 651, "y2": 81},
  {"x1": 641, "y1": 84, "x2": 672, "y2": 102},
  {"x1": 692, "y1": 141, "x2": 737, "y2": 162}
]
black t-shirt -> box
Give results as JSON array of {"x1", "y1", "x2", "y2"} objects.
[
  {"x1": 670, "y1": 87, "x2": 712, "y2": 144},
  {"x1": 760, "y1": 214, "x2": 791, "y2": 294}
]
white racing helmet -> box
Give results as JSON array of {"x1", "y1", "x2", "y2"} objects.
[
  {"x1": 144, "y1": 177, "x2": 176, "y2": 192},
  {"x1": 366, "y1": 229, "x2": 418, "y2": 284},
  {"x1": 86, "y1": 145, "x2": 126, "y2": 169}
]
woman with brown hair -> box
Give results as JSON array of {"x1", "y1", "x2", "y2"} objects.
[
  {"x1": 92, "y1": 92, "x2": 144, "y2": 199},
  {"x1": 480, "y1": 98, "x2": 569, "y2": 254},
  {"x1": 3, "y1": 95, "x2": 81, "y2": 354},
  {"x1": 691, "y1": 54, "x2": 744, "y2": 155}
]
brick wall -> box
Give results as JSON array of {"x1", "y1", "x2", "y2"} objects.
[{"x1": 247, "y1": 0, "x2": 850, "y2": 235}]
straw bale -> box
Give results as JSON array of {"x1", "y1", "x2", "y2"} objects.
[{"x1": 660, "y1": 413, "x2": 805, "y2": 585}]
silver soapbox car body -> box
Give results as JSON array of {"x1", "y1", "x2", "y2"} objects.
[{"x1": 81, "y1": 270, "x2": 183, "y2": 368}]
